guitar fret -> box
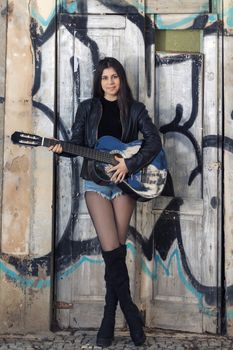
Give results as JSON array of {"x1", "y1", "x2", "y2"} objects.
[
  {"x1": 58, "y1": 140, "x2": 115, "y2": 165},
  {"x1": 42, "y1": 137, "x2": 116, "y2": 164}
]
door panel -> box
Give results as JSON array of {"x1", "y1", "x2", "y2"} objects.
[
  {"x1": 140, "y1": 48, "x2": 220, "y2": 333},
  {"x1": 156, "y1": 53, "x2": 203, "y2": 198}
]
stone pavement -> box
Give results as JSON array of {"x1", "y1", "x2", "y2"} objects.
[{"x1": 0, "y1": 329, "x2": 233, "y2": 350}]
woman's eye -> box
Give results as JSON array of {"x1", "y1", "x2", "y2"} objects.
[{"x1": 101, "y1": 75, "x2": 119, "y2": 80}]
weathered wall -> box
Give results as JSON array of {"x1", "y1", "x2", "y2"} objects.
[
  {"x1": 0, "y1": 0, "x2": 54, "y2": 332},
  {"x1": 0, "y1": 0, "x2": 233, "y2": 335},
  {"x1": 0, "y1": 0, "x2": 7, "y2": 329},
  {"x1": 0, "y1": 0, "x2": 6, "y2": 242}
]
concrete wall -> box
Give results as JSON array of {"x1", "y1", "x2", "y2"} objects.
[{"x1": 0, "y1": 0, "x2": 54, "y2": 332}]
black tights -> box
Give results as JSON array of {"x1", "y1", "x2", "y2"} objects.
[{"x1": 85, "y1": 192, "x2": 136, "y2": 251}]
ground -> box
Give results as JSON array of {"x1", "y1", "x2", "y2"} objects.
[{"x1": 0, "y1": 329, "x2": 233, "y2": 350}]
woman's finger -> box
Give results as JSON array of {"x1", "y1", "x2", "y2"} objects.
[
  {"x1": 49, "y1": 144, "x2": 63, "y2": 153},
  {"x1": 111, "y1": 169, "x2": 126, "y2": 183}
]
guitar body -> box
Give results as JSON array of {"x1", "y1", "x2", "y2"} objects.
[
  {"x1": 89, "y1": 136, "x2": 167, "y2": 202},
  {"x1": 11, "y1": 132, "x2": 167, "y2": 201}
]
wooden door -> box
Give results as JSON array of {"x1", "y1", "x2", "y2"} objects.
[
  {"x1": 54, "y1": 11, "x2": 221, "y2": 333},
  {"x1": 55, "y1": 13, "x2": 147, "y2": 329},
  {"x1": 137, "y1": 16, "x2": 221, "y2": 333}
]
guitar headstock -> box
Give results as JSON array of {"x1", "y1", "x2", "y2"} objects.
[{"x1": 11, "y1": 131, "x2": 43, "y2": 147}]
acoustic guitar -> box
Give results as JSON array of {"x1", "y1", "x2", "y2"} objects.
[{"x1": 11, "y1": 131, "x2": 167, "y2": 202}]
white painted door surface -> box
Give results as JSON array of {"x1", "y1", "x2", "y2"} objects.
[{"x1": 138, "y1": 46, "x2": 221, "y2": 333}]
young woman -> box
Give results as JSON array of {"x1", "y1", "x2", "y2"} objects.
[{"x1": 50, "y1": 57, "x2": 162, "y2": 347}]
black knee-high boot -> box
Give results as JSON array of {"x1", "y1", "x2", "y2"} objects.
[
  {"x1": 102, "y1": 245, "x2": 146, "y2": 346},
  {"x1": 96, "y1": 246, "x2": 127, "y2": 347},
  {"x1": 96, "y1": 283, "x2": 118, "y2": 347}
]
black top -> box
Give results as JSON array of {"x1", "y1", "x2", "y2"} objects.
[{"x1": 98, "y1": 97, "x2": 122, "y2": 139}]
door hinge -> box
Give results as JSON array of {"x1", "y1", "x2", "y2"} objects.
[{"x1": 55, "y1": 301, "x2": 73, "y2": 309}]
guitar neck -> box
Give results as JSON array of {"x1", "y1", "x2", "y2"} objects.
[{"x1": 43, "y1": 137, "x2": 116, "y2": 165}]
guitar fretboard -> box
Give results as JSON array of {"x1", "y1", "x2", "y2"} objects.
[{"x1": 43, "y1": 138, "x2": 117, "y2": 165}]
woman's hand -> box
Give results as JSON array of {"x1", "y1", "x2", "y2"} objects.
[
  {"x1": 107, "y1": 155, "x2": 128, "y2": 183},
  {"x1": 48, "y1": 141, "x2": 63, "y2": 154}
]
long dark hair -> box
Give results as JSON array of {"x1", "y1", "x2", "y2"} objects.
[{"x1": 93, "y1": 57, "x2": 134, "y2": 118}]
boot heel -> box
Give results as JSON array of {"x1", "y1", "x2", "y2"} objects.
[
  {"x1": 123, "y1": 304, "x2": 146, "y2": 346},
  {"x1": 133, "y1": 333, "x2": 146, "y2": 346},
  {"x1": 96, "y1": 335, "x2": 114, "y2": 347},
  {"x1": 131, "y1": 315, "x2": 146, "y2": 346}
]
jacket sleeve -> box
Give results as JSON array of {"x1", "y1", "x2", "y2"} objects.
[
  {"x1": 60, "y1": 102, "x2": 86, "y2": 157},
  {"x1": 70, "y1": 102, "x2": 86, "y2": 145},
  {"x1": 124, "y1": 103, "x2": 162, "y2": 175}
]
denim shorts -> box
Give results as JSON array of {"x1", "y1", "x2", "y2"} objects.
[{"x1": 83, "y1": 180, "x2": 123, "y2": 200}]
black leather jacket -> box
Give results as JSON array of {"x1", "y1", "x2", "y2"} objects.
[{"x1": 68, "y1": 97, "x2": 162, "y2": 179}]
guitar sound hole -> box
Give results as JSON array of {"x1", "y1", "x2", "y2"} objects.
[{"x1": 95, "y1": 162, "x2": 111, "y2": 181}]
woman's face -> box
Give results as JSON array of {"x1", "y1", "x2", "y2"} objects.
[{"x1": 101, "y1": 67, "x2": 120, "y2": 100}]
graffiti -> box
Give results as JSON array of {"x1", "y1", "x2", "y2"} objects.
[
  {"x1": 0, "y1": 242, "x2": 216, "y2": 317},
  {"x1": 142, "y1": 247, "x2": 216, "y2": 317},
  {"x1": 155, "y1": 13, "x2": 220, "y2": 34},
  {"x1": 204, "y1": 135, "x2": 233, "y2": 154},
  {"x1": 157, "y1": 54, "x2": 203, "y2": 186},
  {"x1": 224, "y1": 5, "x2": 233, "y2": 30},
  {"x1": 2, "y1": 0, "x2": 233, "y2": 331}
]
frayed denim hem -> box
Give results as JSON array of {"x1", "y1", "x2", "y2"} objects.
[{"x1": 84, "y1": 188, "x2": 124, "y2": 201}]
